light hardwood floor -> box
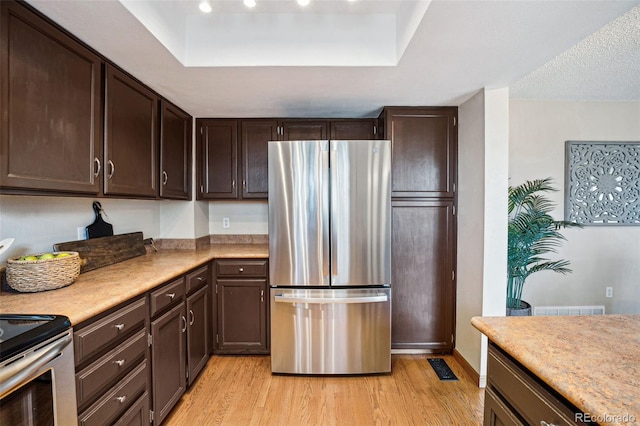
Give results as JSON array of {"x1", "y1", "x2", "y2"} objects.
[{"x1": 165, "y1": 355, "x2": 484, "y2": 425}]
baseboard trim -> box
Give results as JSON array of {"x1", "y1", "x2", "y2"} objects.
[{"x1": 453, "y1": 349, "x2": 480, "y2": 387}]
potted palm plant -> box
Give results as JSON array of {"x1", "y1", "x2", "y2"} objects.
[{"x1": 507, "y1": 178, "x2": 582, "y2": 316}]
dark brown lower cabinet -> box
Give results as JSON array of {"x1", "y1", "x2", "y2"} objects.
[
  {"x1": 150, "y1": 302, "x2": 186, "y2": 425},
  {"x1": 213, "y1": 259, "x2": 269, "y2": 354},
  {"x1": 485, "y1": 343, "x2": 587, "y2": 425},
  {"x1": 186, "y1": 284, "x2": 209, "y2": 385},
  {"x1": 115, "y1": 391, "x2": 150, "y2": 426},
  {"x1": 391, "y1": 199, "x2": 456, "y2": 351}
]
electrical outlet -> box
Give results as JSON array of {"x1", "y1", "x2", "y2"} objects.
[
  {"x1": 77, "y1": 227, "x2": 86, "y2": 240},
  {"x1": 222, "y1": 217, "x2": 230, "y2": 229},
  {"x1": 605, "y1": 287, "x2": 613, "y2": 298}
]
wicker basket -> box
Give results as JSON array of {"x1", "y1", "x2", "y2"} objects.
[{"x1": 6, "y1": 251, "x2": 81, "y2": 292}]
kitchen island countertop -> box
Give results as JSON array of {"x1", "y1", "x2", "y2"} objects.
[
  {"x1": 472, "y1": 314, "x2": 640, "y2": 425},
  {"x1": 0, "y1": 244, "x2": 268, "y2": 325}
]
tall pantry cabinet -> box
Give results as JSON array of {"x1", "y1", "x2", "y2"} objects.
[{"x1": 379, "y1": 107, "x2": 457, "y2": 352}]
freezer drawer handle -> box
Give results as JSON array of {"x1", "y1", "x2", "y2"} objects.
[{"x1": 274, "y1": 294, "x2": 388, "y2": 304}]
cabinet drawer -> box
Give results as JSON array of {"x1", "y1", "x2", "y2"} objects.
[
  {"x1": 114, "y1": 391, "x2": 149, "y2": 426},
  {"x1": 216, "y1": 260, "x2": 267, "y2": 277},
  {"x1": 186, "y1": 265, "x2": 208, "y2": 294},
  {"x1": 78, "y1": 360, "x2": 148, "y2": 426},
  {"x1": 487, "y1": 345, "x2": 584, "y2": 425},
  {"x1": 76, "y1": 329, "x2": 147, "y2": 408},
  {"x1": 75, "y1": 298, "x2": 147, "y2": 366},
  {"x1": 150, "y1": 277, "x2": 185, "y2": 317}
]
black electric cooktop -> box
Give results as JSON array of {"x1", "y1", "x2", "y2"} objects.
[{"x1": 0, "y1": 314, "x2": 71, "y2": 362}]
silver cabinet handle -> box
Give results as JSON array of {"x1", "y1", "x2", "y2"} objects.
[
  {"x1": 232, "y1": 180, "x2": 236, "y2": 189},
  {"x1": 107, "y1": 160, "x2": 115, "y2": 179},
  {"x1": 181, "y1": 315, "x2": 187, "y2": 333},
  {"x1": 197, "y1": 277, "x2": 203, "y2": 282},
  {"x1": 238, "y1": 267, "x2": 244, "y2": 273},
  {"x1": 114, "y1": 359, "x2": 125, "y2": 367},
  {"x1": 166, "y1": 293, "x2": 176, "y2": 299},
  {"x1": 540, "y1": 422, "x2": 557, "y2": 426},
  {"x1": 94, "y1": 158, "x2": 101, "y2": 177},
  {"x1": 162, "y1": 171, "x2": 168, "y2": 185},
  {"x1": 243, "y1": 179, "x2": 246, "y2": 189},
  {"x1": 114, "y1": 323, "x2": 125, "y2": 331},
  {"x1": 261, "y1": 290, "x2": 264, "y2": 303},
  {"x1": 189, "y1": 309, "x2": 194, "y2": 326},
  {"x1": 115, "y1": 395, "x2": 127, "y2": 403}
]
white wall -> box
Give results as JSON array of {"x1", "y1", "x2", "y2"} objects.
[
  {"x1": 208, "y1": 201, "x2": 268, "y2": 235},
  {"x1": 456, "y1": 88, "x2": 510, "y2": 386},
  {"x1": 456, "y1": 90, "x2": 486, "y2": 377},
  {"x1": 509, "y1": 100, "x2": 640, "y2": 314},
  {"x1": 0, "y1": 196, "x2": 162, "y2": 263}
]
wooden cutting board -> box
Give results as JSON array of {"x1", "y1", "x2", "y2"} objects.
[{"x1": 54, "y1": 232, "x2": 147, "y2": 273}]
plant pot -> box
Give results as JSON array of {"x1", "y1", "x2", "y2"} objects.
[{"x1": 506, "y1": 300, "x2": 532, "y2": 316}]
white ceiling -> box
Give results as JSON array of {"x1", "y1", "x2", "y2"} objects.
[{"x1": 26, "y1": 0, "x2": 640, "y2": 118}]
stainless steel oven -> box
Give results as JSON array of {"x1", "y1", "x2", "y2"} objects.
[{"x1": 0, "y1": 315, "x2": 77, "y2": 425}]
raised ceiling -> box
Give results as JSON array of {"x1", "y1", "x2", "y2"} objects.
[{"x1": 25, "y1": 0, "x2": 640, "y2": 118}]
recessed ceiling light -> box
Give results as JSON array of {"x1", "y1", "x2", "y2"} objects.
[
  {"x1": 297, "y1": 0, "x2": 310, "y2": 6},
  {"x1": 199, "y1": 1, "x2": 212, "y2": 13},
  {"x1": 244, "y1": 0, "x2": 257, "y2": 8}
]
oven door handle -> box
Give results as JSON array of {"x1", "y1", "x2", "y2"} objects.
[
  {"x1": 0, "y1": 332, "x2": 72, "y2": 399},
  {"x1": 274, "y1": 293, "x2": 388, "y2": 304}
]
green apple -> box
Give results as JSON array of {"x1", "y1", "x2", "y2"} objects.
[
  {"x1": 38, "y1": 253, "x2": 56, "y2": 260},
  {"x1": 23, "y1": 255, "x2": 38, "y2": 261},
  {"x1": 56, "y1": 253, "x2": 71, "y2": 258}
]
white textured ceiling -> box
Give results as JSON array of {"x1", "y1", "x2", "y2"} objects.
[{"x1": 25, "y1": 0, "x2": 640, "y2": 118}]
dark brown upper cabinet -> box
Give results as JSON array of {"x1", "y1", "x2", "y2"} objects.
[
  {"x1": 330, "y1": 119, "x2": 378, "y2": 140},
  {"x1": 240, "y1": 120, "x2": 278, "y2": 199},
  {"x1": 160, "y1": 100, "x2": 192, "y2": 200},
  {"x1": 197, "y1": 119, "x2": 238, "y2": 200},
  {"x1": 0, "y1": 1, "x2": 102, "y2": 194},
  {"x1": 281, "y1": 120, "x2": 327, "y2": 141},
  {"x1": 380, "y1": 107, "x2": 457, "y2": 198},
  {"x1": 104, "y1": 64, "x2": 158, "y2": 198}
]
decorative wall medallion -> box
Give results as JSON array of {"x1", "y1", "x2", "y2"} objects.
[{"x1": 565, "y1": 141, "x2": 640, "y2": 225}]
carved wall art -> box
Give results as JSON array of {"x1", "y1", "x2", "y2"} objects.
[{"x1": 565, "y1": 141, "x2": 640, "y2": 225}]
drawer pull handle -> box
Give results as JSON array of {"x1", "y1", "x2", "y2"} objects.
[
  {"x1": 114, "y1": 359, "x2": 126, "y2": 367},
  {"x1": 197, "y1": 277, "x2": 203, "y2": 282},
  {"x1": 166, "y1": 293, "x2": 176, "y2": 299},
  {"x1": 239, "y1": 267, "x2": 244, "y2": 273},
  {"x1": 115, "y1": 395, "x2": 127, "y2": 404},
  {"x1": 182, "y1": 315, "x2": 187, "y2": 333},
  {"x1": 114, "y1": 323, "x2": 125, "y2": 331},
  {"x1": 540, "y1": 422, "x2": 557, "y2": 426},
  {"x1": 189, "y1": 309, "x2": 195, "y2": 326}
]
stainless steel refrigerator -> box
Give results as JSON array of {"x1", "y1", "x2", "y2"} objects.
[{"x1": 268, "y1": 139, "x2": 391, "y2": 375}]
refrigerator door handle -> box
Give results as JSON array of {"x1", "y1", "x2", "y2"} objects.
[
  {"x1": 322, "y1": 144, "x2": 330, "y2": 283},
  {"x1": 274, "y1": 293, "x2": 388, "y2": 304}
]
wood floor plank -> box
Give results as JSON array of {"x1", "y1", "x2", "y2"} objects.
[{"x1": 165, "y1": 355, "x2": 484, "y2": 425}]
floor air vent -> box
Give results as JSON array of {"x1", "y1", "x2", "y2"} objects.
[{"x1": 533, "y1": 305, "x2": 605, "y2": 316}]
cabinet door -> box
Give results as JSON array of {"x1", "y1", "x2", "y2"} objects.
[
  {"x1": 240, "y1": 120, "x2": 277, "y2": 199},
  {"x1": 160, "y1": 100, "x2": 192, "y2": 200},
  {"x1": 383, "y1": 107, "x2": 456, "y2": 198},
  {"x1": 186, "y1": 285, "x2": 209, "y2": 385},
  {"x1": 114, "y1": 391, "x2": 150, "y2": 426},
  {"x1": 104, "y1": 65, "x2": 158, "y2": 198},
  {"x1": 217, "y1": 279, "x2": 267, "y2": 353},
  {"x1": 391, "y1": 200, "x2": 455, "y2": 350},
  {"x1": 197, "y1": 119, "x2": 238, "y2": 199},
  {"x1": 281, "y1": 120, "x2": 327, "y2": 141},
  {"x1": 330, "y1": 119, "x2": 377, "y2": 140},
  {"x1": 483, "y1": 388, "x2": 525, "y2": 426},
  {"x1": 0, "y1": 1, "x2": 102, "y2": 194},
  {"x1": 150, "y1": 302, "x2": 186, "y2": 426}
]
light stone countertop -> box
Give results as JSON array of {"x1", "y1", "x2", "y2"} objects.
[
  {"x1": 472, "y1": 315, "x2": 640, "y2": 425},
  {"x1": 0, "y1": 244, "x2": 268, "y2": 325}
]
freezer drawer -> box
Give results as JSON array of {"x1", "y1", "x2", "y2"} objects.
[{"x1": 270, "y1": 288, "x2": 391, "y2": 375}]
